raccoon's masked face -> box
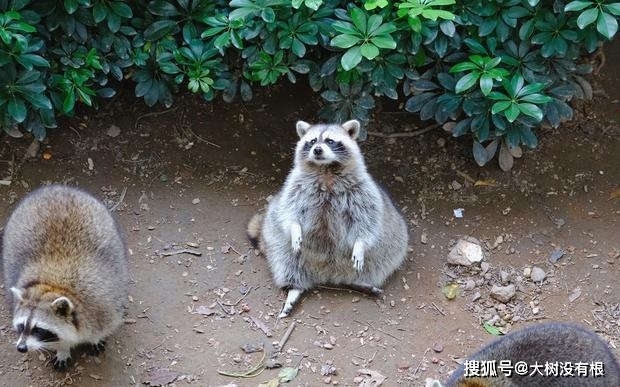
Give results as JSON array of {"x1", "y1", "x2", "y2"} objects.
[
  {"x1": 10, "y1": 287, "x2": 79, "y2": 354},
  {"x1": 295, "y1": 120, "x2": 362, "y2": 168}
]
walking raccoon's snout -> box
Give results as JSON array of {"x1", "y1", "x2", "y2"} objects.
[{"x1": 11, "y1": 288, "x2": 74, "y2": 356}]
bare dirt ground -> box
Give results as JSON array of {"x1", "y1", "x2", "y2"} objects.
[{"x1": 0, "y1": 41, "x2": 619, "y2": 387}]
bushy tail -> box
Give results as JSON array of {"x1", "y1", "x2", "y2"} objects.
[{"x1": 246, "y1": 213, "x2": 264, "y2": 249}]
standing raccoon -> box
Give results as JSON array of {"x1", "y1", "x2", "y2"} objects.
[
  {"x1": 433, "y1": 322, "x2": 620, "y2": 387},
  {"x1": 247, "y1": 120, "x2": 409, "y2": 317},
  {"x1": 2, "y1": 185, "x2": 128, "y2": 370}
]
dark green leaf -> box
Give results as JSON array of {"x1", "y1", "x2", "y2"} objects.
[
  {"x1": 93, "y1": 2, "x2": 108, "y2": 23},
  {"x1": 577, "y1": 8, "x2": 598, "y2": 29},
  {"x1": 8, "y1": 97, "x2": 27, "y2": 122},
  {"x1": 360, "y1": 43, "x2": 379, "y2": 60},
  {"x1": 564, "y1": 1, "x2": 594, "y2": 12},
  {"x1": 64, "y1": 0, "x2": 78, "y2": 14},
  {"x1": 110, "y1": 2, "x2": 133, "y2": 18},
  {"x1": 341, "y1": 46, "x2": 362, "y2": 71},
  {"x1": 370, "y1": 35, "x2": 396, "y2": 49},
  {"x1": 331, "y1": 34, "x2": 361, "y2": 49},
  {"x1": 596, "y1": 11, "x2": 618, "y2": 39},
  {"x1": 144, "y1": 20, "x2": 178, "y2": 41},
  {"x1": 518, "y1": 102, "x2": 544, "y2": 121},
  {"x1": 472, "y1": 141, "x2": 488, "y2": 166},
  {"x1": 454, "y1": 72, "x2": 480, "y2": 94},
  {"x1": 148, "y1": 0, "x2": 179, "y2": 16},
  {"x1": 479, "y1": 74, "x2": 494, "y2": 96},
  {"x1": 505, "y1": 103, "x2": 520, "y2": 122}
]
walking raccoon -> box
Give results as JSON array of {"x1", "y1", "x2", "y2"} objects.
[
  {"x1": 433, "y1": 322, "x2": 620, "y2": 386},
  {"x1": 2, "y1": 185, "x2": 128, "y2": 370},
  {"x1": 247, "y1": 120, "x2": 409, "y2": 317}
]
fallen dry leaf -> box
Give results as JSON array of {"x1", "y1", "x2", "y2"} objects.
[
  {"x1": 143, "y1": 368, "x2": 179, "y2": 386},
  {"x1": 474, "y1": 179, "x2": 497, "y2": 187},
  {"x1": 609, "y1": 187, "x2": 620, "y2": 200},
  {"x1": 195, "y1": 305, "x2": 215, "y2": 316},
  {"x1": 357, "y1": 369, "x2": 386, "y2": 387},
  {"x1": 258, "y1": 378, "x2": 280, "y2": 387}
]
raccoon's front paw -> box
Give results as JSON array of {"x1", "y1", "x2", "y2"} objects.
[
  {"x1": 290, "y1": 223, "x2": 302, "y2": 253},
  {"x1": 352, "y1": 240, "x2": 365, "y2": 272},
  {"x1": 52, "y1": 352, "x2": 72, "y2": 371},
  {"x1": 88, "y1": 340, "x2": 106, "y2": 356},
  {"x1": 352, "y1": 254, "x2": 364, "y2": 271}
]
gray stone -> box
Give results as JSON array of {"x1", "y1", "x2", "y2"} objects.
[
  {"x1": 490, "y1": 284, "x2": 516, "y2": 303},
  {"x1": 531, "y1": 266, "x2": 546, "y2": 282},
  {"x1": 447, "y1": 237, "x2": 484, "y2": 266}
]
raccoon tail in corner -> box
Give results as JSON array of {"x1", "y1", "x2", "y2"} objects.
[{"x1": 247, "y1": 213, "x2": 264, "y2": 249}]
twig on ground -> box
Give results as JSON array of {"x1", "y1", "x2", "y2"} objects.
[
  {"x1": 109, "y1": 186, "x2": 127, "y2": 211},
  {"x1": 218, "y1": 350, "x2": 266, "y2": 378},
  {"x1": 161, "y1": 248, "x2": 202, "y2": 257},
  {"x1": 221, "y1": 287, "x2": 253, "y2": 306},
  {"x1": 185, "y1": 126, "x2": 221, "y2": 149},
  {"x1": 135, "y1": 107, "x2": 178, "y2": 129},
  {"x1": 431, "y1": 302, "x2": 447, "y2": 316},
  {"x1": 250, "y1": 316, "x2": 272, "y2": 337},
  {"x1": 277, "y1": 321, "x2": 296, "y2": 351},
  {"x1": 412, "y1": 348, "x2": 431, "y2": 377},
  {"x1": 367, "y1": 123, "x2": 439, "y2": 138}
]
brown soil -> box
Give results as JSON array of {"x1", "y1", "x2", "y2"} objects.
[{"x1": 0, "y1": 41, "x2": 619, "y2": 387}]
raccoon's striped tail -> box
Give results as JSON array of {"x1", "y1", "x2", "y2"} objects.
[{"x1": 247, "y1": 213, "x2": 264, "y2": 249}]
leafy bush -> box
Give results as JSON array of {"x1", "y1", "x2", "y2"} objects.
[{"x1": 1, "y1": 0, "x2": 619, "y2": 167}]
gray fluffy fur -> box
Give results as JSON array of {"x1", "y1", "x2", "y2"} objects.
[
  {"x1": 249, "y1": 120, "x2": 409, "y2": 317},
  {"x1": 441, "y1": 322, "x2": 620, "y2": 386}
]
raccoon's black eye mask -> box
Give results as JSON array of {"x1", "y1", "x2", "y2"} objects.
[{"x1": 31, "y1": 326, "x2": 59, "y2": 342}]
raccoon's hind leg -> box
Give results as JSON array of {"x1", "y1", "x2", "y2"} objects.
[
  {"x1": 279, "y1": 288, "x2": 303, "y2": 318},
  {"x1": 346, "y1": 282, "x2": 383, "y2": 296},
  {"x1": 52, "y1": 346, "x2": 72, "y2": 371}
]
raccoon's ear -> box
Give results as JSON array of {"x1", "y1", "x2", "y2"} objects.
[
  {"x1": 10, "y1": 287, "x2": 24, "y2": 302},
  {"x1": 341, "y1": 120, "x2": 361, "y2": 140},
  {"x1": 51, "y1": 296, "x2": 74, "y2": 317},
  {"x1": 296, "y1": 121, "x2": 311, "y2": 138}
]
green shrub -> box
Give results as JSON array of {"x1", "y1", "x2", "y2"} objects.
[{"x1": 1, "y1": 0, "x2": 619, "y2": 166}]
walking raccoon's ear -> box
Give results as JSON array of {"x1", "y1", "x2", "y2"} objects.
[
  {"x1": 10, "y1": 287, "x2": 24, "y2": 302},
  {"x1": 341, "y1": 120, "x2": 361, "y2": 140},
  {"x1": 296, "y1": 121, "x2": 311, "y2": 138},
  {"x1": 51, "y1": 296, "x2": 74, "y2": 317}
]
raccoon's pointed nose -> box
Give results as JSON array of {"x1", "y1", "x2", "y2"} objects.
[
  {"x1": 313, "y1": 147, "x2": 323, "y2": 156},
  {"x1": 17, "y1": 342, "x2": 27, "y2": 353}
]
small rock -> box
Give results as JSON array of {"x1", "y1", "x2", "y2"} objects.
[
  {"x1": 480, "y1": 262, "x2": 490, "y2": 273},
  {"x1": 432, "y1": 343, "x2": 443, "y2": 353},
  {"x1": 323, "y1": 343, "x2": 334, "y2": 350},
  {"x1": 490, "y1": 284, "x2": 516, "y2": 303},
  {"x1": 192, "y1": 198, "x2": 200, "y2": 205},
  {"x1": 500, "y1": 270, "x2": 510, "y2": 284},
  {"x1": 523, "y1": 267, "x2": 532, "y2": 278},
  {"x1": 437, "y1": 137, "x2": 446, "y2": 147},
  {"x1": 447, "y1": 237, "x2": 484, "y2": 266},
  {"x1": 106, "y1": 124, "x2": 121, "y2": 137},
  {"x1": 451, "y1": 180, "x2": 462, "y2": 190},
  {"x1": 321, "y1": 363, "x2": 337, "y2": 376},
  {"x1": 420, "y1": 232, "x2": 428, "y2": 244},
  {"x1": 472, "y1": 291, "x2": 481, "y2": 302},
  {"x1": 532, "y1": 307, "x2": 540, "y2": 315},
  {"x1": 397, "y1": 362, "x2": 411, "y2": 370},
  {"x1": 530, "y1": 267, "x2": 546, "y2": 282},
  {"x1": 548, "y1": 248, "x2": 565, "y2": 263},
  {"x1": 464, "y1": 279, "x2": 476, "y2": 291}
]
